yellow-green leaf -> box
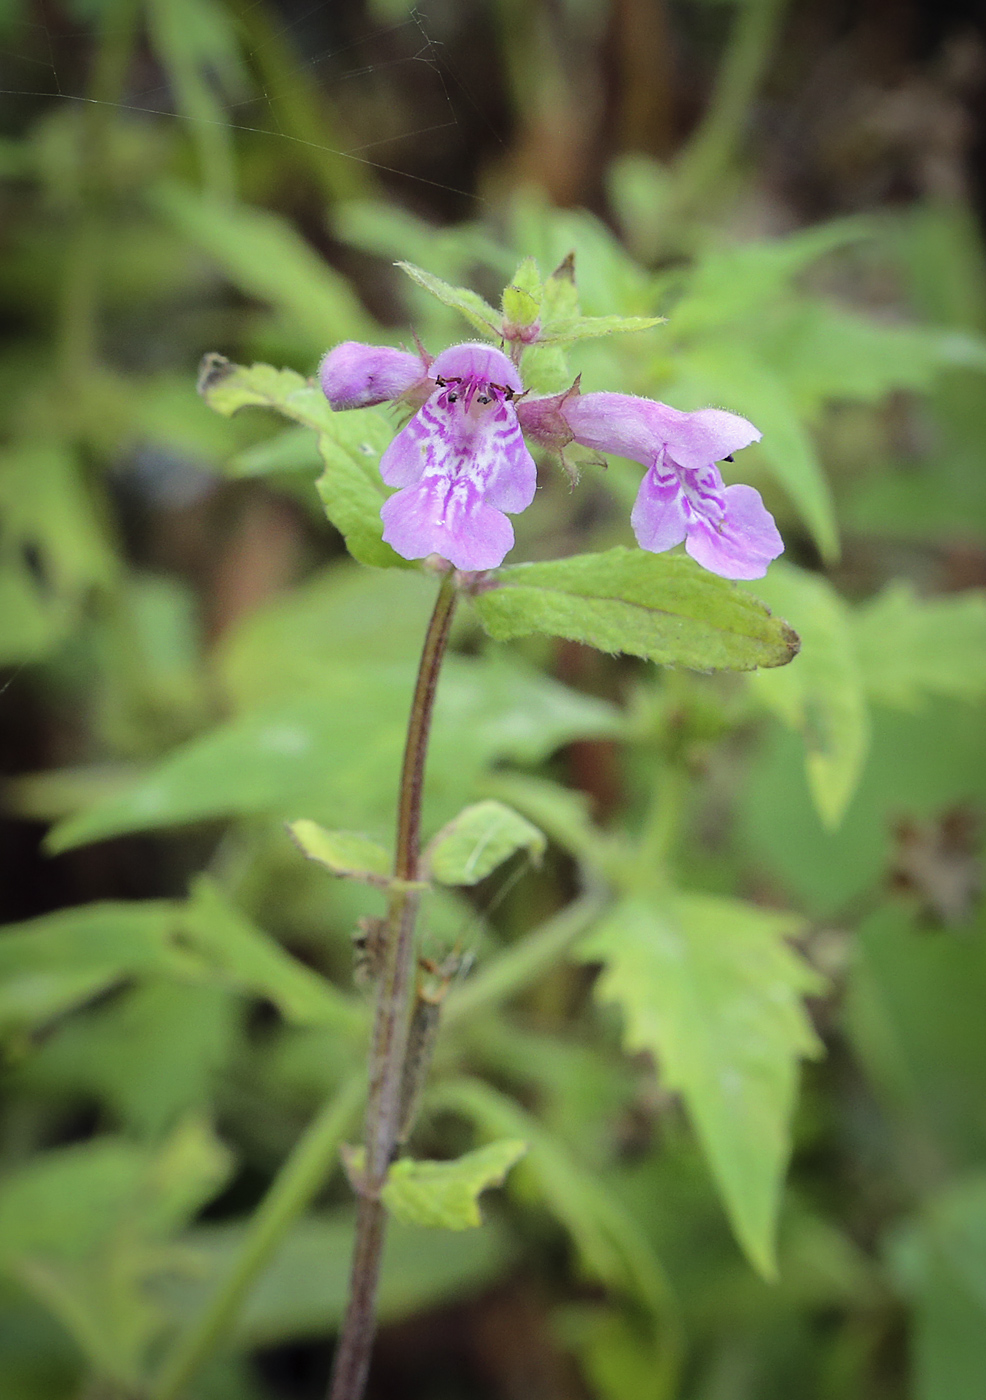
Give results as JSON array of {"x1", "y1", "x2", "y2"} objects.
[
  {"x1": 382, "y1": 1140, "x2": 528, "y2": 1230},
  {"x1": 288, "y1": 819, "x2": 391, "y2": 886},
  {"x1": 426, "y1": 800, "x2": 545, "y2": 886},
  {"x1": 581, "y1": 894, "x2": 822, "y2": 1278}
]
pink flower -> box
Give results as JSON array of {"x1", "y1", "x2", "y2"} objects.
[
  {"x1": 558, "y1": 393, "x2": 783, "y2": 580},
  {"x1": 378, "y1": 344, "x2": 536, "y2": 571}
]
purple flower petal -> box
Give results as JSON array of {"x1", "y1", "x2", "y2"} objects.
[
  {"x1": 320, "y1": 341, "x2": 426, "y2": 410},
  {"x1": 380, "y1": 415, "x2": 430, "y2": 487},
  {"x1": 563, "y1": 393, "x2": 760, "y2": 472},
  {"x1": 430, "y1": 342, "x2": 522, "y2": 393},
  {"x1": 630, "y1": 464, "x2": 689, "y2": 553},
  {"x1": 683, "y1": 484, "x2": 784, "y2": 580},
  {"x1": 381, "y1": 478, "x2": 514, "y2": 571}
]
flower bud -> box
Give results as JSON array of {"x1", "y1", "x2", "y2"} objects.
[{"x1": 319, "y1": 341, "x2": 429, "y2": 411}]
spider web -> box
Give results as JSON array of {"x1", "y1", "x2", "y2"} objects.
[{"x1": 0, "y1": 1, "x2": 503, "y2": 203}]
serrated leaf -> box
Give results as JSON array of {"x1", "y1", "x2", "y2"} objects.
[
  {"x1": 758, "y1": 300, "x2": 975, "y2": 408},
  {"x1": 395, "y1": 262, "x2": 501, "y2": 337},
  {"x1": 197, "y1": 355, "x2": 333, "y2": 431},
  {"x1": 0, "y1": 1119, "x2": 232, "y2": 1384},
  {"x1": 426, "y1": 800, "x2": 545, "y2": 886},
  {"x1": 750, "y1": 563, "x2": 869, "y2": 827},
  {"x1": 580, "y1": 894, "x2": 822, "y2": 1277},
  {"x1": 852, "y1": 583, "x2": 986, "y2": 710},
  {"x1": 473, "y1": 547, "x2": 799, "y2": 672},
  {"x1": 380, "y1": 1140, "x2": 528, "y2": 1229},
  {"x1": 288, "y1": 819, "x2": 391, "y2": 885}
]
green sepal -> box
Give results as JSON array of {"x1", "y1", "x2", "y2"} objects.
[
  {"x1": 502, "y1": 257, "x2": 543, "y2": 328},
  {"x1": 472, "y1": 547, "x2": 800, "y2": 672},
  {"x1": 425, "y1": 800, "x2": 546, "y2": 886}
]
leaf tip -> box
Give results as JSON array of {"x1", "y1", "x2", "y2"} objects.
[{"x1": 197, "y1": 352, "x2": 234, "y2": 400}]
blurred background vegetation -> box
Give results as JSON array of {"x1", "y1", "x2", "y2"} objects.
[{"x1": 2, "y1": 1, "x2": 986, "y2": 1398}]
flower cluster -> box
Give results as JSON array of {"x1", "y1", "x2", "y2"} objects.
[{"x1": 320, "y1": 339, "x2": 783, "y2": 579}]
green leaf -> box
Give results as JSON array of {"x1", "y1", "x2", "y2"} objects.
[
  {"x1": 47, "y1": 658, "x2": 620, "y2": 851},
  {"x1": 580, "y1": 894, "x2": 823, "y2": 1277},
  {"x1": 0, "y1": 902, "x2": 197, "y2": 1036},
  {"x1": 0, "y1": 441, "x2": 117, "y2": 664},
  {"x1": 395, "y1": 262, "x2": 501, "y2": 337},
  {"x1": 750, "y1": 563, "x2": 869, "y2": 827},
  {"x1": 315, "y1": 426, "x2": 407, "y2": 568},
  {"x1": 845, "y1": 903, "x2": 986, "y2": 1163},
  {"x1": 0, "y1": 1120, "x2": 232, "y2": 1384},
  {"x1": 196, "y1": 355, "x2": 405, "y2": 567},
  {"x1": 668, "y1": 219, "x2": 875, "y2": 336},
  {"x1": 502, "y1": 257, "x2": 542, "y2": 328},
  {"x1": 229, "y1": 424, "x2": 322, "y2": 477},
  {"x1": 197, "y1": 356, "x2": 333, "y2": 432},
  {"x1": 889, "y1": 1176, "x2": 986, "y2": 1400},
  {"x1": 217, "y1": 563, "x2": 437, "y2": 709},
  {"x1": 852, "y1": 583, "x2": 986, "y2": 710},
  {"x1": 21, "y1": 981, "x2": 238, "y2": 1138},
  {"x1": 473, "y1": 547, "x2": 799, "y2": 672},
  {"x1": 164, "y1": 1210, "x2": 514, "y2": 1345},
  {"x1": 152, "y1": 181, "x2": 370, "y2": 350},
  {"x1": 757, "y1": 300, "x2": 982, "y2": 408},
  {"x1": 477, "y1": 772, "x2": 607, "y2": 870},
  {"x1": 536, "y1": 313, "x2": 664, "y2": 345},
  {"x1": 426, "y1": 800, "x2": 545, "y2": 886},
  {"x1": 288, "y1": 820, "x2": 391, "y2": 886},
  {"x1": 430, "y1": 1079, "x2": 678, "y2": 1328},
  {"x1": 179, "y1": 877, "x2": 360, "y2": 1032},
  {"x1": 380, "y1": 1140, "x2": 528, "y2": 1229}
]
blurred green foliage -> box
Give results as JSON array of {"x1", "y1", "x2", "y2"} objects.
[{"x1": 2, "y1": 1, "x2": 986, "y2": 1398}]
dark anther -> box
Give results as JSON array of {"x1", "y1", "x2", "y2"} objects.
[
  {"x1": 478, "y1": 394, "x2": 490, "y2": 404},
  {"x1": 435, "y1": 375, "x2": 446, "y2": 386},
  {"x1": 447, "y1": 392, "x2": 458, "y2": 403}
]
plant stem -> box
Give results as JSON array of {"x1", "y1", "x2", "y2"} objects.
[
  {"x1": 152, "y1": 1075, "x2": 364, "y2": 1400},
  {"x1": 328, "y1": 571, "x2": 458, "y2": 1400}
]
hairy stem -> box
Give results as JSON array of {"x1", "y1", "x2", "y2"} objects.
[
  {"x1": 153, "y1": 1076, "x2": 364, "y2": 1400},
  {"x1": 328, "y1": 571, "x2": 458, "y2": 1400}
]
